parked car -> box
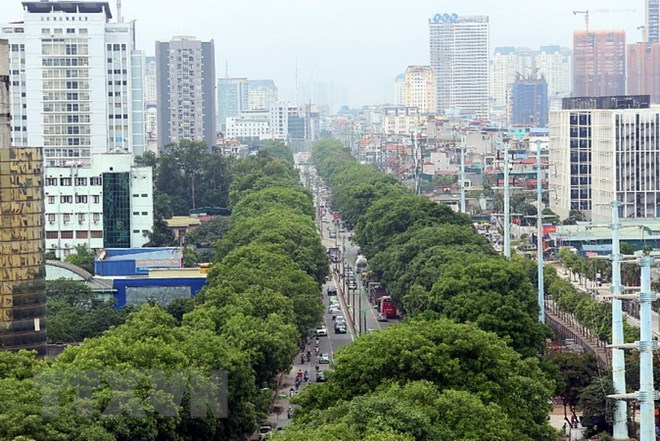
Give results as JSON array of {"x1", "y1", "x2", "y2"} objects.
[{"x1": 257, "y1": 425, "x2": 273, "y2": 440}]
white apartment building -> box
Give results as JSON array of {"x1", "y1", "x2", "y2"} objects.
[
  {"x1": 44, "y1": 153, "x2": 153, "y2": 258},
  {"x1": 549, "y1": 103, "x2": 660, "y2": 222},
  {"x1": 248, "y1": 80, "x2": 278, "y2": 111},
  {"x1": 0, "y1": 1, "x2": 146, "y2": 165},
  {"x1": 225, "y1": 111, "x2": 270, "y2": 140},
  {"x1": 144, "y1": 56, "x2": 157, "y2": 107},
  {"x1": 429, "y1": 15, "x2": 490, "y2": 118},
  {"x1": 381, "y1": 106, "x2": 423, "y2": 135},
  {"x1": 403, "y1": 66, "x2": 435, "y2": 114}
]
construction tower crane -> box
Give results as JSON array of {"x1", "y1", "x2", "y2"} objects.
[{"x1": 572, "y1": 9, "x2": 637, "y2": 33}]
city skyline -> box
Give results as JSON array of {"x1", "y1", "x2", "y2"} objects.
[{"x1": 2, "y1": 0, "x2": 645, "y2": 107}]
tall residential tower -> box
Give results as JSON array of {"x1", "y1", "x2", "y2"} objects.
[
  {"x1": 572, "y1": 30, "x2": 626, "y2": 97},
  {"x1": 429, "y1": 14, "x2": 490, "y2": 118},
  {"x1": 156, "y1": 36, "x2": 216, "y2": 150},
  {"x1": 0, "y1": 1, "x2": 147, "y2": 165}
]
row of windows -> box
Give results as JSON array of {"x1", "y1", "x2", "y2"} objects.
[
  {"x1": 47, "y1": 195, "x2": 100, "y2": 205},
  {"x1": 47, "y1": 212, "x2": 99, "y2": 223},
  {"x1": 46, "y1": 231, "x2": 102, "y2": 240},
  {"x1": 45, "y1": 177, "x2": 102, "y2": 186},
  {"x1": 42, "y1": 58, "x2": 89, "y2": 67},
  {"x1": 132, "y1": 211, "x2": 149, "y2": 215},
  {"x1": 43, "y1": 103, "x2": 90, "y2": 112},
  {"x1": 42, "y1": 68, "x2": 88, "y2": 79}
]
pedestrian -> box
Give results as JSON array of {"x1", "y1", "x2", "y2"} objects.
[{"x1": 289, "y1": 387, "x2": 294, "y2": 398}]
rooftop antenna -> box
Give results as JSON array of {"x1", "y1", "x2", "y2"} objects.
[{"x1": 116, "y1": 0, "x2": 123, "y2": 23}]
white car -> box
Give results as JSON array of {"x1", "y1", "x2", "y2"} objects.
[
  {"x1": 328, "y1": 305, "x2": 340, "y2": 314},
  {"x1": 315, "y1": 326, "x2": 328, "y2": 337},
  {"x1": 317, "y1": 353, "x2": 330, "y2": 364}
]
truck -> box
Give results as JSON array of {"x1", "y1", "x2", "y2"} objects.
[
  {"x1": 367, "y1": 282, "x2": 387, "y2": 305},
  {"x1": 378, "y1": 296, "x2": 397, "y2": 319}
]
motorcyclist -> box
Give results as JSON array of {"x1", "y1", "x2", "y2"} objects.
[{"x1": 303, "y1": 371, "x2": 309, "y2": 381}]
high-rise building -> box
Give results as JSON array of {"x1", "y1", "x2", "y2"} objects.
[
  {"x1": 511, "y1": 76, "x2": 548, "y2": 126},
  {"x1": 648, "y1": 0, "x2": 660, "y2": 43},
  {"x1": 490, "y1": 46, "x2": 571, "y2": 114},
  {"x1": 248, "y1": 80, "x2": 278, "y2": 111},
  {"x1": 403, "y1": 65, "x2": 435, "y2": 114},
  {"x1": 394, "y1": 73, "x2": 405, "y2": 106},
  {"x1": 0, "y1": 1, "x2": 147, "y2": 165},
  {"x1": 0, "y1": 39, "x2": 47, "y2": 355},
  {"x1": 549, "y1": 95, "x2": 658, "y2": 222},
  {"x1": 627, "y1": 42, "x2": 660, "y2": 103},
  {"x1": 217, "y1": 77, "x2": 248, "y2": 132},
  {"x1": 572, "y1": 30, "x2": 626, "y2": 97},
  {"x1": 429, "y1": 14, "x2": 490, "y2": 118},
  {"x1": 536, "y1": 46, "x2": 573, "y2": 100},
  {"x1": 156, "y1": 36, "x2": 216, "y2": 150},
  {"x1": 145, "y1": 56, "x2": 157, "y2": 107}
]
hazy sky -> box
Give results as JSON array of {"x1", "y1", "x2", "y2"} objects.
[{"x1": 4, "y1": 0, "x2": 645, "y2": 107}]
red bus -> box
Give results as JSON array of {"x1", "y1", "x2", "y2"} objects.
[{"x1": 378, "y1": 296, "x2": 397, "y2": 319}]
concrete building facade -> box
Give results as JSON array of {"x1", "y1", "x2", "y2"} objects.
[
  {"x1": 627, "y1": 42, "x2": 660, "y2": 103},
  {"x1": 572, "y1": 30, "x2": 626, "y2": 97},
  {"x1": 247, "y1": 80, "x2": 278, "y2": 111},
  {"x1": 156, "y1": 36, "x2": 216, "y2": 150},
  {"x1": 549, "y1": 96, "x2": 660, "y2": 222},
  {"x1": 225, "y1": 111, "x2": 270, "y2": 141},
  {"x1": 0, "y1": 1, "x2": 147, "y2": 164},
  {"x1": 403, "y1": 65, "x2": 435, "y2": 114},
  {"x1": 429, "y1": 14, "x2": 490, "y2": 118},
  {"x1": 44, "y1": 153, "x2": 153, "y2": 258}
]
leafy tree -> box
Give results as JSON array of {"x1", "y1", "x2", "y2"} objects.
[
  {"x1": 619, "y1": 242, "x2": 634, "y2": 255},
  {"x1": 164, "y1": 297, "x2": 196, "y2": 324},
  {"x1": 65, "y1": 244, "x2": 95, "y2": 274},
  {"x1": 183, "y1": 216, "x2": 230, "y2": 247},
  {"x1": 143, "y1": 216, "x2": 176, "y2": 247},
  {"x1": 182, "y1": 247, "x2": 198, "y2": 267},
  {"x1": 562, "y1": 210, "x2": 587, "y2": 225},
  {"x1": 426, "y1": 258, "x2": 549, "y2": 357},
  {"x1": 544, "y1": 352, "x2": 599, "y2": 424},
  {"x1": 293, "y1": 318, "x2": 556, "y2": 441},
  {"x1": 230, "y1": 187, "x2": 314, "y2": 224}
]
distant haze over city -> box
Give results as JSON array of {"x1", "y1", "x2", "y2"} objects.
[{"x1": 3, "y1": 0, "x2": 643, "y2": 107}]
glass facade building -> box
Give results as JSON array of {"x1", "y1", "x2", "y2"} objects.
[
  {"x1": 0, "y1": 147, "x2": 46, "y2": 355},
  {"x1": 102, "y1": 172, "x2": 131, "y2": 248}
]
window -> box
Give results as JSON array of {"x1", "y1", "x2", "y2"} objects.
[
  {"x1": 133, "y1": 229, "x2": 140, "y2": 233},
  {"x1": 78, "y1": 213, "x2": 85, "y2": 222},
  {"x1": 74, "y1": 177, "x2": 87, "y2": 186},
  {"x1": 61, "y1": 231, "x2": 73, "y2": 239},
  {"x1": 132, "y1": 211, "x2": 139, "y2": 215},
  {"x1": 90, "y1": 177, "x2": 102, "y2": 185},
  {"x1": 76, "y1": 231, "x2": 88, "y2": 239},
  {"x1": 63, "y1": 213, "x2": 70, "y2": 223},
  {"x1": 75, "y1": 195, "x2": 87, "y2": 204},
  {"x1": 91, "y1": 231, "x2": 103, "y2": 238},
  {"x1": 60, "y1": 177, "x2": 72, "y2": 186},
  {"x1": 45, "y1": 177, "x2": 57, "y2": 186},
  {"x1": 46, "y1": 231, "x2": 58, "y2": 239},
  {"x1": 47, "y1": 214, "x2": 55, "y2": 223},
  {"x1": 141, "y1": 212, "x2": 148, "y2": 215},
  {"x1": 92, "y1": 213, "x2": 100, "y2": 222},
  {"x1": 92, "y1": 195, "x2": 100, "y2": 204},
  {"x1": 48, "y1": 196, "x2": 55, "y2": 204},
  {"x1": 60, "y1": 195, "x2": 72, "y2": 203},
  {"x1": 141, "y1": 194, "x2": 148, "y2": 197}
]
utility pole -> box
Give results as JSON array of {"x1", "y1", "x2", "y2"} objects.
[
  {"x1": 609, "y1": 201, "x2": 629, "y2": 440},
  {"x1": 535, "y1": 139, "x2": 544, "y2": 322},
  {"x1": 638, "y1": 256, "x2": 657, "y2": 441},
  {"x1": 503, "y1": 141, "x2": 511, "y2": 258},
  {"x1": 460, "y1": 134, "x2": 466, "y2": 214}
]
